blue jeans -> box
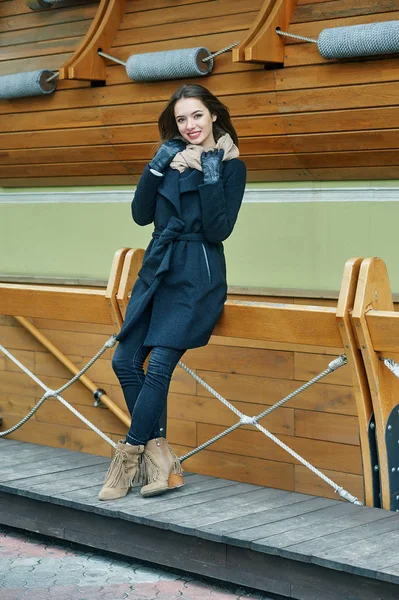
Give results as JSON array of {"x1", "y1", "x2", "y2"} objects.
[{"x1": 112, "y1": 301, "x2": 185, "y2": 445}]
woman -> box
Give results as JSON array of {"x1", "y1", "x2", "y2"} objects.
[{"x1": 99, "y1": 83, "x2": 246, "y2": 501}]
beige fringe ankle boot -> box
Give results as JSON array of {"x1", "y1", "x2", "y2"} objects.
[
  {"x1": 98, "y1": 440, "x2": 144, "y2": 501},
  {"x1": 140, "y1": 437, "x2": 184, "y2": 498}
]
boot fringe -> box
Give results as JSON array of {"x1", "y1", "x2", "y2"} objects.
[
  {"x1": 103, "y1": 448, "x2": 142, "y2": 489},
  {"x1": 166, "y1": 441, "x2": 183, "y2": 476},
  {"x1": 141, "y1": 451, "x2": 163, "y2": 485},
  {"x1": 103, "y1": 451, "x2": 131, "y2": 489}
]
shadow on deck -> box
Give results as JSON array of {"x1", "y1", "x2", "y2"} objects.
[{"x1": 0, "y1": 439, "x2": 399, "y2": 599}]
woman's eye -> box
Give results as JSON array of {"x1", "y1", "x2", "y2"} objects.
[{"x1": 195, "y1": 114, "x2": 203, "y2": 118}]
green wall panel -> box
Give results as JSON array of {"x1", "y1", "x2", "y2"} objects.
[{"x1": 1, "y1": 198, "x2": 398, "y2": 293}]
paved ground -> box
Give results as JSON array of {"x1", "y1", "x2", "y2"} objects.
[{"x1": 0, "y1": 525, "x2": 277, "y2": 600}]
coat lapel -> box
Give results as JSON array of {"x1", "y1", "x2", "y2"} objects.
[
  {"x1": 157, "y1": 168, "x2": 204, "y2": 215},
  {"x1": 157, "y1": 168, "x2": 181, "y2": 214}
]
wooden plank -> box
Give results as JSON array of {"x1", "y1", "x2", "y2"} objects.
[
  {"x1": 193, "y1": 371, "x2": 357, "y2": 415},
  {"x1": 0, "y1": 284, "x2": 113, "y2": 324},
  {"x1": 2, "y1": 348, "x2": 35, "y2": 373},
  {"x1": 276, "y1": 57, "x2": 399, "y2": 90},
  {"x1": 0, "y1": 36, "x2": 85, "y2": 63},
  {"x1": 4, "y1": 418, "x2": 113, "y2": 457},
  {"x1": 168, "y1": 391, "x2": 295, "y2": 436},
  {"x1": 295, "y1": 464, "x2": 364, "y2": 501},
  {"x1": 250, "y1": 505, "x2": 395, "y2": 556},
  {"x1": 213, "y1": 301, "x2": 342, "y2": 347},
  {"x1": 175, "y1": 443, "x2": 295, "y2": 489},
  {"x1": 313, "y1": 527, "x2": 399, "y2": 570},
  {"x1": 294, "y1": 352, "x2": 352, "y2": 386},
  {"x1": 184, "y1": 344, "x2": 294, "y2": 379},
  {"x1": 234, "y1": 501, "x2": 357, "y2": 545},
  {"x1": 294, "y1": 410, "x2": 360, "y2": 445},
  {"x1": 366, "y1": 311, "x2": 399, "y2": 352},
  {"x1": 0, "y1": 451, "x2": 107, "y2": 483},
  {"x1": 286, "y1": 512, "x2": 399, "y2": 557},
  {"x1": 0, "y1": 52, "x2": 74, "y2": 77},
  {"x1": 120, "y1": 0, "x2": 262, "y2": 29},
  {"x1": 32, "y1": 317, "x2": 115, "y2": 335},
  {"x1": 196, "y1": 423, "x2": 362, "y2": 474},
  {"x1": 114, "y1": 11, "x2": 258, "y2": 46},
  {"x1": 199, "y1": 495, "x2": 333, "y2": 541},
  {"x1": 0, "y1": 20, "x2": 92, "y2": 47},
  {"x1": 0, "y1": 3, "x2": 98, "y2": 33},
  {"x1": 145, "y1": 487, "x2": 289, "y2": 532},
  {"x1": 277, "y1": 82, "x2": 399, "y2": 114},
  {"x1": 292, "y1": 0, "x2": 399, "y2": 23}
]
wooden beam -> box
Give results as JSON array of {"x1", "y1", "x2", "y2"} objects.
[
  {"x1": 214, "y1": 300, "x2": 342, "y2": 346},
  {"x1": 352, "y1": 257, "x2": 396, "y2": 511},
  {"x1": 336, "y1": 257, "x2": 377, "y2": 507},
  {"x1": 0, "y1": 284, "x2": 113, "y2": 324}
]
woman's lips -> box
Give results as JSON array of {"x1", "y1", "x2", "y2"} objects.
[{"x1": 187, "y1": 131, "x2": 201, "y2": 139}]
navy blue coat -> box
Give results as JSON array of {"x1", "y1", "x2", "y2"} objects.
[{"x1": 116, "y1": 158, "x2": 246, "y2": 349}]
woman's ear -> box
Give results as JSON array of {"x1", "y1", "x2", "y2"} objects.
[{"x1": 212, "y1": 114, "x2": 217, "y2": 123}]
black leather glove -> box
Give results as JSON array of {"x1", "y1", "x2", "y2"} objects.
[
  {"x1": 201, "y1": 149, "x2": 224, "y2": 184},
  {"x1": 149, "y1": 139, "x2": 186, "y2": 173}
]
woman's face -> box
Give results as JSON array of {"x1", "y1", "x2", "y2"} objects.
[{"x1": 174, "y1": 97, "x2": 216, "y2": 149}]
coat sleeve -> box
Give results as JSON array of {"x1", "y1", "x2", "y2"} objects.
[
  {"x1": 198, "y1": 159, "x2": 246, "y2": 243},
  {"x1": 131, "y1": 164, "x2": 163, "y2": 226}
]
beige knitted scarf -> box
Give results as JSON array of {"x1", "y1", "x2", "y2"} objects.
[{"x1": 169, "y1": 133, "x2": 239, "y2": 173}]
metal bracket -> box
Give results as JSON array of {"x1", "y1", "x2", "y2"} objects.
[
  {"x1": 385, "y1": 404, "x2": 399, "y2": 511},
  {"x1": 368, "y1": 415, "x2": 381, "y2": 508},
  {"x1": 93, "y1": 388, "x2": 107, "y2": 409}
]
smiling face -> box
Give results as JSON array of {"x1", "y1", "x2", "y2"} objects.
[{"x1": 174, "y1": 97, "x2": 217, "y2": 150}]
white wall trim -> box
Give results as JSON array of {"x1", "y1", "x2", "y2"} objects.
[{"x1": 2, "y1": 187, "x2": 399, "y2": 204}]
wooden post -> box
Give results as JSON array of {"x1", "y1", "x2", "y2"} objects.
[
  {"x1": 352, "y1": 257, "x2": 399, "y2": 511},
  {"x1": 336, "y1": 258, "x2": 379, "y2": 507}
]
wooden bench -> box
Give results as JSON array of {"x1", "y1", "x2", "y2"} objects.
[{"x1": 0, "y1": 252, "x2": 379, "y2": 507}]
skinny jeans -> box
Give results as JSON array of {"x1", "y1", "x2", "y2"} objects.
[{"x1": 112, "y1": 301, "x2": 185, "y2": 445}]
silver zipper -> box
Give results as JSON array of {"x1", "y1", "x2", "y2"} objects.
[{"x1": 201, "y1": 243, "x2": 211, "y2": 283}]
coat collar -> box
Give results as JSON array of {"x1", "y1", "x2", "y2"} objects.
[{"x1": 157, "y1": 168, "x2": 203, "y2": 214}]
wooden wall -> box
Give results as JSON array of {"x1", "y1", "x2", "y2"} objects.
[
  {"x1": 1, "y1": 0, "x2": 399, "y2": 186},
  {"x1": 0, "y1": 293, "x2": 364, "y2": 502}
]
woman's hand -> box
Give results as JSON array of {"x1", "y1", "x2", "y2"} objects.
[
  {"x1": 201, "y1": 149, "x2": 224, "y2": 184},
  {"x1": 149, "y1": 139, "x2": 186, "y2": 173}
]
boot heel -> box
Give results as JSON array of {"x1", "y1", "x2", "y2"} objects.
[{"x1": 168, "y1": 473, "x2": 184, "y2": 489}]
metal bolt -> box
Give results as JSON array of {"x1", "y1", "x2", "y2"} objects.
[
  {"x1": 374, "y1": 465, "x2": 379, "y2": 471},
  {"x1": 345, "y1": 345, "x2": 349, "y2": 349},
  {"x1": 339, "y1": 323, "x2": 343, "y2": 327},
  {"x1": 356, "y1": 323, "x2": 360, "y2": 327},
  {"x1": 388, "y1": 425, "x2": 392, "y2": 430},
  {"x1": 362, "y1": 345, "x2": 366, "y2": 350}
]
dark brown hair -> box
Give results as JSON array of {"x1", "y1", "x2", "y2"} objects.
[{"x1": 158, "y1": 84, "x2": 239, "y2": 147}]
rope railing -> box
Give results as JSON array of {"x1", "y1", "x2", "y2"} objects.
[
  {"x1": 0, "y1": 338, "x2": 117, "y2": 448},
  {"x1": 0, "y1": 332, "x2": 361, "y2": 504}
]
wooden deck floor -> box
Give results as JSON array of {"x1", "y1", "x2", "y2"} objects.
[{"x1": 0, "y1": 439, "x2": 399, "y2": 599}]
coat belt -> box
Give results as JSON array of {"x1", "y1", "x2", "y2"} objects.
[{"x1": 138, "y1": 216, "x2": 206, "y2": 287}]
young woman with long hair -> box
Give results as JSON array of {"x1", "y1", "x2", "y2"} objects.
[{"x1": 99, "y1": 83, "x2": 246, "y2": 501}]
